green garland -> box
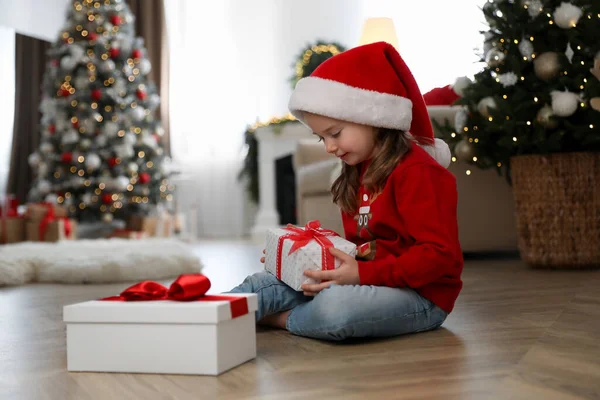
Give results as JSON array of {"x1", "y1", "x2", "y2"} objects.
[
  {"x1": 239, "y1": 40, "x2": 347, "y2": 203},
  {"x1": 289, "y1": 40, "x2": 347, "y2": 88}
]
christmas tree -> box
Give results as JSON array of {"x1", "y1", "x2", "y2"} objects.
[
  {"x1": 28, "y1": 0, "x2": 174, "y2": 223},
  {"x1": 439, "y1": 0, "x2": 600, "y2": 179}
]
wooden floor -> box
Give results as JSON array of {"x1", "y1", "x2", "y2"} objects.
[{"x1": 1, "y1": 240, "x2": 599, "y2": 400}]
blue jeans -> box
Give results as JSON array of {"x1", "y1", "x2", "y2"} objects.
[{"x1": 228, "y1": 271, "x2": 448, "y2": 341}]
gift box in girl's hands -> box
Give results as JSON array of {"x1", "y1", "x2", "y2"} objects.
[{"x1": 264, "y1": 221, "x2": 357, "y2": 291}]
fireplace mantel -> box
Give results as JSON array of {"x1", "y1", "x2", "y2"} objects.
[{"x1": 250, "y1": 121, "x2": 312, "y2": 241}]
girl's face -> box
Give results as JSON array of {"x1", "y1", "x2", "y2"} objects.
[{"x1": 303, "y1": 112, "x2": 378, "y2": 166}]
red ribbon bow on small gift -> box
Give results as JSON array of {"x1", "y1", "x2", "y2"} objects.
[
  {"x1": 276, "y1": 220, "x2": 340, "y2": 279},
  {"x1": 100, "y1": 273, "x2": 249, "y2": 319},
  {"x1": 1, "y1": 197, "x2": 21, "y2": 244},
  {"x1": 38, "y1": 202, "x2": 72, "y2": 241}
]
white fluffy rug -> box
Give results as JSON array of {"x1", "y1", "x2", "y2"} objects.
[{"x1": 0, "y1": 238, "x2": 203, "y2": 286}]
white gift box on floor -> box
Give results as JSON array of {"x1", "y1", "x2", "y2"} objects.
[
  {"x1": 264, "y1": 224, "x2": 357, "y2": 291},
  {"x1": 63, "y1": 294, "x2": 257, "y2": 376}
]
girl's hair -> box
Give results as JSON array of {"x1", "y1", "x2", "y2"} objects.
[{"x1": 331, "y1": 128, "x2": 413, "y2": 214}]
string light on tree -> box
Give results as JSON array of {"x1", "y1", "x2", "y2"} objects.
[
  {"x1": 434, "y1": 0, "x2": 599, "y2": 179},
  {"x1": 27, "y1": 0, "x2": 175, "y2": 223}
]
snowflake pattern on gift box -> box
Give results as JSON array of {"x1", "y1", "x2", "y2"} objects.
[{"x1": 264, "y1": 227, "x2": 357, "y2": 291}]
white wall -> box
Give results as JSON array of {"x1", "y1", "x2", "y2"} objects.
[
  {"x1": 271, "y1": 0, "x2": 364, "y2": 117},
  {"x1": 0, "y1": 0, "x2": 70, "y2": 41},
  {"x1": 361, "y1": 0, "x2": 486, "y2": 92}
]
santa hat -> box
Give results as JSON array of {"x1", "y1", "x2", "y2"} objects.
[
  {"x1": 423, "y1": 76, "x2": 472, "y2": 106},
  {"x1": 288, "y1": 41, "x2": 451, "y2": 168}
]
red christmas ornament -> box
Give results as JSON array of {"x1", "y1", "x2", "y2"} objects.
[
  {"x1": 108, "y1": 157, "x2": 118, "y2": 168},
  {"x1": 139, "y1": 172, "x2": 151, "y2": 184},
  {"x1": 136, "y1": 89, "x2": 147, "y2": 100},
  {"x1": 49, "y1": 124, "x2": 56, "y2": 134},
  {"x1": 51, "y1": 59, "x2": 59, "y2": 67},
  {"x1": 59, "y1": 88, "x2": 71, "y2": 97},
  {"x1": 102, "y1": 193, "x2": 113, "y2": 204},
  {"x1": 61, "y1": 152, "x2": 73, "y2": 163},
  {"x1": 132, "y1": 49, "x2": 143, "y2": 59},
  {"x1": 153, "y1": 133, "x2": 160, "y2": 143},
  {"x1": 110, "y1": 47, "x2": 120, "y2": 59},
  {"x1": 91, "y1": 89, "x2": 102, "y2": 101},
  {"x1": 110, "y1": 15, "x2": 122, "y2": 25},
  {"x1": 72, "y1": 120, "x2": 79, "y2": 129},
  {"x1": 88, "y1": 32, "x2": 98, "y2": 41}
]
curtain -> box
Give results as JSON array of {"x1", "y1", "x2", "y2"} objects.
[
  {"x1": 6, "y1": 33, "x2": 50, "y2": 203},
  {"x1": 164, "y1": 0, "x2": 259, "y2": 238},
  {"x1": 127, "y1": 0, "x2": 171, "y2": 155}
]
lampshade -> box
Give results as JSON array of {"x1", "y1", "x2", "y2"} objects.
[{"x1": 358, "y1": 17, "x2": 399, "y2": 51}]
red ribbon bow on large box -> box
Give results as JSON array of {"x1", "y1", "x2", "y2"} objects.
[
  {"x1": 276, "y1": 220, "x2": 340, "y2": 279},
  {"x1": 100, "y1": 273, "x2": 249, "y2": 319}
]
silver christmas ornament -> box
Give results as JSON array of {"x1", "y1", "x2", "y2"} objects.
[
  {"x1": 518, "y1": 39, "x2": 534, "y2": 61},
  {"x1": 61, "y1": 129, "x2": 80, "y2": 145},
  {"x1": 102, "y1": 59, "x2": 116, "y2": 73},
  {"x1": 40, "y1": 142, "x2": 54, "y2": 153},
  {"x1": 80, "y1": 138, "x2": 92, "y2": 150},
  {"x1": 69, "y1": 45, "x2": 86, "y2": 63},
  {"x1": 477, "y1": 97, "x2": 497, "y2": 118},
  {"x1": 485, "y1": 49, "x2": 505, "y2": 68},
  {"x1": 139, "y1": 59, "x2": 152, "y2": 75},
  {"x1": 83, "y1": 118, "x2": 97, "y2": 134},
  {"x1": 28, "y1": 152, "x2": 41, "y2": 167},
  {"x1": 60, "y1": 56, "x2": 77, "y2": 70},
  {"x1": 38, "y1": 162, "x2": 49, "y2": 177},
  {"x1": 38, "y1": 180, "x2": 52, "y2": 194},
  {"x1": 454, "y1": 110, "x2": 468, "y2": 133},
  {"x1": 521, "y1": 0, "x2": 543, "y2": 18},
  {"x1": 534, "y1": 52, "x2": 560, "y2": 81},
  {"x1": 95, "y1": 134, "x2": 108, "y2": 148},
  {"x1": 565, "y1": 42, "x2": 574, "y2": 64},
  {"x1": 536, "y1": 105, "x2": 559, "y2": 129},
  {"x1": 129, "y1": 106, "x2": 146, "y2": 122},
  {"x1": 113, "y1": 176, "x2": 130, "y2": 191},
  {"x1": 124, "y1": 133, "x2": 137, "y2": 146},
  {"x1": 454, "y1": 140, "x2": 476, "y2": 162},
  {"x1": 553, "y1": 2, "x2": 583, "y2": 29},
  {"x1": 551, "y1": 90, "x2": 579, "y2": 117},
  {"x1": 85, "y1": 153, "x2": 102, "y2": 170},
  {"x1": 103, "y1": 121, "x2": 119, "y2": 137},
  {"x1": 498, "y1": 72, "x2": 518, "y2": 87},
  {"x1": 82, "y1": 193, "x2": 93, "y2": 205},
  {"x1": 75, "y1": 75, "x2": 90, "y2": 89}
]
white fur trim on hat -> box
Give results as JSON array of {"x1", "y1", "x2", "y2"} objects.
[
  {"x1": 289, "y1": 76, "x2": 413, "y2": 131},
  {"x1": 451, "y1": 76, "x2": 472, "y2": 97},
  {"x1": 418, "y1": 138, "x2": 451, "y2": 168}
]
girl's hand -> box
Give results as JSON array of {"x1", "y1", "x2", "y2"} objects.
[
  {"x1": 261, "y1": 224, "x2": 293, "y2": 264},
  {"x1": 301, "y1": 247, "x2": 360, "y2": 296}
]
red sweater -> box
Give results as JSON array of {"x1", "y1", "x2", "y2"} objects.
[{"x1": 342, "y1": 145, "x2": 463, "y2": 314}]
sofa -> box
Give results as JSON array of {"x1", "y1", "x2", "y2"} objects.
[{"x1": 293, "y1": 106, "x2": 518, "y2": 254}]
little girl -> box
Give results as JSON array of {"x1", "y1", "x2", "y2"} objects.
[{"x1": 229, "y1": 41, "x2": 463, "y2": 341}]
